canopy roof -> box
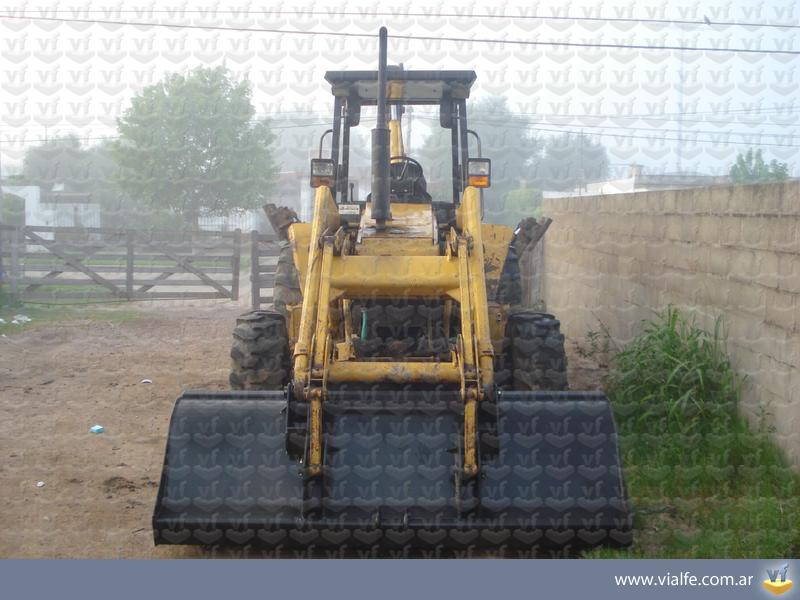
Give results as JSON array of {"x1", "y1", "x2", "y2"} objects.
[{"x1": 324, "y1": 69, "x2": 477, "y2": 103}]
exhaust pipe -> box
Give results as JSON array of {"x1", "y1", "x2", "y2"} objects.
[{"x1": 371, "y1": 27, "x2": 391, "y2": 228}]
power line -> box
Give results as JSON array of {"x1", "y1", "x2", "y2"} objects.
[
  {"x1": 7, "y1": 122, "x2": 800, "y2": 149},
  {"x1": 1, "y1": 14, "x2": 798, "y2": 55},
  {"x1": 1, "y1": 121, "x2": 334, "y2": 144},
  {"x1": 3, "y1": 106, "x2": 797, "y2": 136},
  {"x1": 464, "y1": 117, "x2": 799, "y2": 139},
  {"x1": 523, "y1": 124, "x2": 800, "y2": 148},
  {"x1": 411, "y1": 114, "x2": 799, "y2": 146},
  {"x1": 5, "y1": 9, "x2": 800, "y2": 30}
]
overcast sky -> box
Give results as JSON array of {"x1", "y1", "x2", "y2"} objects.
[{"x1": 1, "y1": 0, "x2": 798, "y2": 179}]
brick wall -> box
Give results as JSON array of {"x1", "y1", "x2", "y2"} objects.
[{"x1": 542, "y1": 181, "x2": 800, "y2": 465}]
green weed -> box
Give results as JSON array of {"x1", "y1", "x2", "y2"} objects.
[{"x1": 590, "y1": 306, "x2": 800, "y2": 558}]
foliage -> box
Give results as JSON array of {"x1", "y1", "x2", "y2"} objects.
[
  {"x1": 489, "y1": 187, "x2": 543, "y2": 227},
  {"x1": 416, "y1": 97, "x2": 609, "y2": 223},
  {"x1": 0, "y1": 192, "x2": 25, "y2": 225},
  {"x1": 575, "y1": 325, "x2": 615, "y2": 365},
  {"x1": 113, "y1": 66, "x2": 278, "y2": 226},
  {"x1": 591, "y1": 307, "x2": 800, "y2": 558},
  {"x1": 532, "y1": 132, "x2": 609, "y2": 190},
  {"x1": 729, "y1": 149, "x2": 789, "y2": 184},
  {"x1": 417, "y1": 96, "x2": 540, "y2": 221},
  {"x1": 608, "y1": 307, "x2": 742, "y2": 437},
  {"x1": 22, "y1": 135, "x2": 85, "y2": 187},
  {"x1": 17, "y1": 136, "x2": 183, "y2": 228}
]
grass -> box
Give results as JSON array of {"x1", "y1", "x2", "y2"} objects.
[
  {"x1": 0, "y1": 289, "x2": 141, "y2": 336},
  {"x1": 586, "y1": 306, "x2": 800, "y2": 558}
]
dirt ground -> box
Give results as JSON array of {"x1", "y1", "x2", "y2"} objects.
[{"x1": 0, "y1": 302, "x2": 606, "y2": 558}]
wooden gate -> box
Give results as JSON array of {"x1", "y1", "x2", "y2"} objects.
[
  {"x1": 0, "y1": 225, "x2": 245, "y2": 302},
  {"x1": 249, "y1": 231, "x2": 281, "y2": 308}
]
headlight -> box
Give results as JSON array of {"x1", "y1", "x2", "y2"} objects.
[
  {"x1": 467, "y1": 158, "x2": 491, "y2": 188},
  {"x1": 310, "y1": 159, "x2": 336, "y2": 188}
]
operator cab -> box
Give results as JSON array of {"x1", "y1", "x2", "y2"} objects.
[{"x1": 313, "y1": 68, "x2": 489, "y2": 208}]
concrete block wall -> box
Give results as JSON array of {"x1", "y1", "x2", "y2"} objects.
[{"x1": 542, "y1": 181, "x2": 800, "y2": 465}]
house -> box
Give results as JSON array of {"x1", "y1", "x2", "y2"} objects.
[
  {"x1": 544, "y1": 165, "x2": 731, "y2": 198},
  {"x1": 2, "y1": 183, "x2": 100, "y2": 230}
]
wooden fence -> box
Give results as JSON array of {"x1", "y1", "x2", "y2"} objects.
[
  {"x1": 249, "y1": 231, "x2": 281, "y2": 308},
  {"x1": 0, "y1": 222, "x2": 543, "y2": 309},
  {"x1": 0, "y1": 224, "x2": 274, "y2": 302}
]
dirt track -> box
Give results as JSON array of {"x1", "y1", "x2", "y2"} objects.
[{"x1": 0, "y1": 302, "x2": 604, "y2": 558}]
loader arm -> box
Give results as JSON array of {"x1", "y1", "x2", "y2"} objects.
[{"x1": 293, "y1": 185, "x2": 493, "y2": 479}]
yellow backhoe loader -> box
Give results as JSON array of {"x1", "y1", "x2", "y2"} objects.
[{"x1": 153, "y1": 28, "x2": 632, "y2": 556}]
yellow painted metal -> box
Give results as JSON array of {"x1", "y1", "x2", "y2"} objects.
[
  {"x1": 327, "y1": 360, "x2": 461, "y2": 384},
  {"x1": 359, "y1": 202, "x2": 436, "y2": 247},
  {"x1": 463, "y1": 391, "x2": 478, "y2": 478},
  {"x1": 488, "y1": 302, "x2": 509, "y2": 356},
  {"x1": 308, "y1": 389, "x2": 323, "y2": 477},
  {"x1": 481, "y1": 223, "x2": 514, "y2": 299},
  {"x1": 359, "y1": 237, "x2": 440, "y2": 256},
  {"x1": 289, "y1": 177, "x2": 501, "y2": 480},
  {"x1": 455, "y1": 187, "x2": 497, "y2": 478},
  {"x1": 456, "y1": 237, "x2": 476, "y2": 377},
  {"x1": 456, "y1": 236, "x2": 479, "y2": 478},
  {"x1": 329, "y1": 255, "x2": 460, "y2": 298},
  {"x1": 389, "y1": 119, "x2": 404, "y2": 159},
  {"x1": 292, "y1": 186, "x2": 340, "y2": 395},
  {"x1": 458, "y1": 187, "x2": 495, "y2": 390},
  {"x1": 311, "y1": 240, "x2": 335, "y2": 374},
  {"x1": 288, "y1": 222, "x2": 311, "y2": 290}
]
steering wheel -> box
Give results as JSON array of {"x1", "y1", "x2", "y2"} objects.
[{"x1": 390, "y1": 156, "x2": 423, "y2": 182}]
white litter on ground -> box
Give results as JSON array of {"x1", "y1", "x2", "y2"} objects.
[
  {"x1": 13, "y1": 315, "x2": 32, "y2": 323},
  {"x1": 90, "y1": 425, "x2": 105, "y2": 434},
  {"x1": 36, "y1": 481, "x2": 45, "y2": 488},
  {"x1": 140, "y1": 378, "x2": 153, "y2": 384}
]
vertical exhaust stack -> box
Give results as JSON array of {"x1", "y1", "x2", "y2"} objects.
[{"x1": 371, "y1": 27, "x2": 391, "y2": 228}]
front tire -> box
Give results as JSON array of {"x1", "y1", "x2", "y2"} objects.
[{"x1": 229, "y1": 310, "x2": 290, "y2": 390}]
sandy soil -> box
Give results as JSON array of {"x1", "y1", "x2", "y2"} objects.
[{"x1": 0, "y1": 303, "x2": 605, "y2": 558}]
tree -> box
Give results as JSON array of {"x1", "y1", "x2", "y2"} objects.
[
  {"x1": 417, "y1": 96, "x2": 540, "y2": 223},
  {"x1": 22, "y1": 135, "x2": 88, "y2": 188},
  {"x1": 531, "y1": 132, "x2": 609, "y2": 191},
  {"x1": 498, "y1": 187, "x2": 543, "y2": 228},
  {"x1": 729, "y1": 149, "x2": 789, "y2": 184},
  {"x1": 0, "y1": 192, "x2": 25, "y2": 225},
  {"x1": 113, "y1": 66, "x2": 277, "y2": 227},
  {"x1": 19, "y1": 136, "x2": 194, "y2": 228}
]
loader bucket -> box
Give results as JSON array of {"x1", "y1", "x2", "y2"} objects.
[{"x1": 153, "y1": 389, "x2": 632, "y2": 556}]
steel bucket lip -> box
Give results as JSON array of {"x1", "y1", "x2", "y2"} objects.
[{"x1": 154, "y1": 517, "x2": 633, "y2": 550}]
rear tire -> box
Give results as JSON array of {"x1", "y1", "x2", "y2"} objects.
[
  {"x1": 229, "y1": 310, "x2": 290, "y2": 390},
  {"x1": 272, "y1": 241, "x2": 302, "y2": 319},
  {"x1": 508, "y1": 311, "x2": 568, "y2": 391}
]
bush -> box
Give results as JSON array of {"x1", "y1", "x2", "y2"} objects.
[
  {"x1": 608, "y1": 306, "x2": 742, "y2": 436},
  {"x1": 594, "y1": 306, "x2": 800, "y2": 557}
]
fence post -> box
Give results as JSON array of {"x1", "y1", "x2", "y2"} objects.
[
  {"x1": 10, "y1": 226, "x2": 20, "y2": 300},
  {"x1": 125, "y1": 229, "x2": 134, "y2": 300},
  {"x1": 0, "y1": 227, "x2": 5, "y2": 291},
  {"x1": 250, "y1": 230, "x2": 260, "y2": 309},
  {"x1": 231, "y1": 229, "x2": 241, "y2": 301}
]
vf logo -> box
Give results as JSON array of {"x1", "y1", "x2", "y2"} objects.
[{"x1": 763, "y1": 564, "x2": 793, "y2": 596}]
